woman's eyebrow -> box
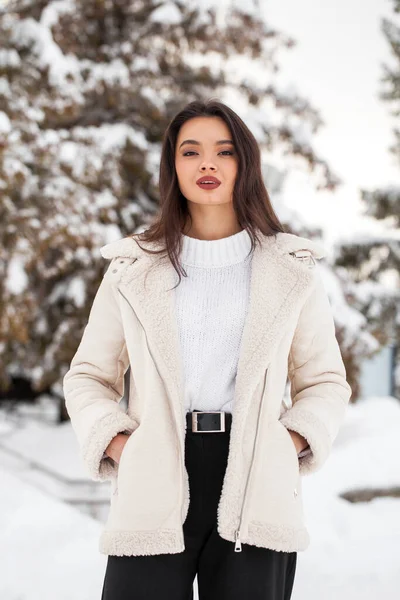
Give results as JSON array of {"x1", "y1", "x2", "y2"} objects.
[{"x1": 178, "y1": 139, "x2": 234, "y2": 149}]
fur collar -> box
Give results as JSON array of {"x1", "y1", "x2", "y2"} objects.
[{"x1": 100, "y1": 230, "x2": 326, "y2": 261}]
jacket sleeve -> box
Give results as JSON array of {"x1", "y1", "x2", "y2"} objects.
[
  {"x1": 63, "y1": 260, "x2": 139, "y2": 482},
  {"x1": 279, "y1": 266, "x2": 352, "y2": 476}
]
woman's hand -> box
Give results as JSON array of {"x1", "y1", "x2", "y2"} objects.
[
  {"x1": 104, "y1": 433, "x2": 131, "y2": 464},
  {"x1": 287, "y1": 429, "x2": 308, "y2": 455}
]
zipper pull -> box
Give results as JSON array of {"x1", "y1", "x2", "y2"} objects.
[{"x1": 234, "y1": 530, "x2": 242, "y2": 552}]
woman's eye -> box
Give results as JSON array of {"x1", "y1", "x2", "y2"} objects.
[{"x1": 182, "y1": 150, "x2": 234, "y2": 156}]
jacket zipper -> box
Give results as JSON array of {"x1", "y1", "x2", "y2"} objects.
[
  {"x1": 234, "y1": 249, "x2": 310, "y2": 551},
  {"x1": 233, "y1": 367, "x2": 269, "y2": 552}
]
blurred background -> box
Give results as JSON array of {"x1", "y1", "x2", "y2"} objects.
[{"x1": 0, "y1": 0, "x2": 399, "y2": 598}]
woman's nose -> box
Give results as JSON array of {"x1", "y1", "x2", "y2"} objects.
[{"x1": 200, "y1": 164, "x2": 217, "y2": 171}]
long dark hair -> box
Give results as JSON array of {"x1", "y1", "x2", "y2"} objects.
[{"x1": 134, "y1": 98, "x2": 285, "y2": 286}]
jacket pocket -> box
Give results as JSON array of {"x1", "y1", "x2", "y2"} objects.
[
  {"x1": 245, "y1": 419, "x2": 303, "y2": 526},
  {"x1": 277, "y1": 420, "x2": 300, "y2": 478},
  {"x1": 114, "y1": 423, "x2": 140, "y2": 493}
]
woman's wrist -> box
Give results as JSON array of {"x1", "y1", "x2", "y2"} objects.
[
  {"x1": 286, "y1": 428, "x2": 308, "y2": 455},
  {"x1": 104, "y1": 432, "x2": 130, "y2": 462}
]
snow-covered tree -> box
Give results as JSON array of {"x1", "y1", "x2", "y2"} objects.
[
  {"x1": 332, "y1": 0, "x2": 400, "y2": 399},
  {"x1": 1, "y1": 0, "x2": 342, "y2": 416}
]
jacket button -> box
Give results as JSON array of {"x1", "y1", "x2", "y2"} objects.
[
  {"x1": 112, "y1": 269, "x2": 118, "y2": 273},
  {"x1": 294, "y1": 487, "x2": 298, "y2": 497}
]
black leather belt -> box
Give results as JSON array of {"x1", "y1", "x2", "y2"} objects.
[{"x1": 186, "y1": 410, "x2": 232, "y2": 433}]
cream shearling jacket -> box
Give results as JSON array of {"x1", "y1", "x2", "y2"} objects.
[{"x1": 63, "y1": 230, "x2": 352, "y2": 556}]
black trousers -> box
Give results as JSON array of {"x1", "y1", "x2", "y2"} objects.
[{"x1": 101, "y1": 414, "x2": 297, "y2": 600}]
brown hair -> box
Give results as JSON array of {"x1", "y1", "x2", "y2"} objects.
[{"x1": 134, "y1": 98, "x2": 285, "y2": 287}]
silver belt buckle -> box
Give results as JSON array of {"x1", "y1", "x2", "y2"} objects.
[{"x1": 192, "y1": 411, "x2": 225, "y2": 433}]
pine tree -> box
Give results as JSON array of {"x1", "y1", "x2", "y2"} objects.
[
  {"x1": 334, "y1": 0, "x2": 400, "y2": 399},
  {"x1": 0, "y1": 0, "x2": 340, "y2": 417}
]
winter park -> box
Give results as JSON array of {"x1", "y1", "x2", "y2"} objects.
[{"x1": 1, "y1": 0, "x2": 400, "y2": 599}]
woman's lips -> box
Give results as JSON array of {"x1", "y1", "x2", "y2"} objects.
[{"x1": 196, "y1": 182, "x2": 221, "y2": 190}]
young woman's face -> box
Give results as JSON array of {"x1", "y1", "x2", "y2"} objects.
[{"x1": 174, "y1": 116, "x2": 238, "y2": 208}]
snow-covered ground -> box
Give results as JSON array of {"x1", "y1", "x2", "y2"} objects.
[
  {"x1": 0, "y1": 467, "x2": 106, "y2": 600},
  {"x1": 0, "y1": 395, "x2": 399, "y2": 599},
  {"x1": 294, "y1": 395, "x2": 400, "y2": 600}
]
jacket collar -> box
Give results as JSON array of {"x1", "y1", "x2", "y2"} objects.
[
  {"x1": 100, "y1": 230, "x2": 326, "y2": 262},
  {"x1": 100, "y1": 230, "x2": 326, "y2": 419}
]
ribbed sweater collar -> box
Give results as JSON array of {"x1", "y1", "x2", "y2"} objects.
[{"x1": 179, "y1": 228, "x2": 252, "y2": 268}]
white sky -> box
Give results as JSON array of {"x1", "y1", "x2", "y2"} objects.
[{"x1": 263, "y1": 0, "x2": 399, "y2": 244}]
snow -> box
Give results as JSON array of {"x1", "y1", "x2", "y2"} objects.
[
  {"x1": 150, "y1": 2, "x2": 183, "y2": 25},
  {"x1": 12, "y1": 17, "x2": 83, "y2": 93},
  {"x1": 0, "y1": 395, "x2": 399, "y2": 599},
  {"x1": 0, "y1": 466, "x2": 106, "y2": 600},
  {"x1": 6, "y1": 255, "x2": 29, "y2": 295},
  {"x1": 293, "y1": 396, "x2": 400, "y2": 599},
  {"x1": 0, "y1": 110, "x2": 11, "y2": 134},
  {"x1": 64, "y1": 275, "x2": 86, "y2": 308},
  {"x1": 0, "y1": 48, "x2": 21, "y2": 69}
]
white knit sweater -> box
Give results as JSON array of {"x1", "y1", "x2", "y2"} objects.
[{"x1": 175, "y1": 228, "x2": 253, "y2": 416}]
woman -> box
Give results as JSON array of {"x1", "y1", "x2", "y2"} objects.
[{"x1": 63, "y1": 99, "x2": 352, "y2": 600}]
